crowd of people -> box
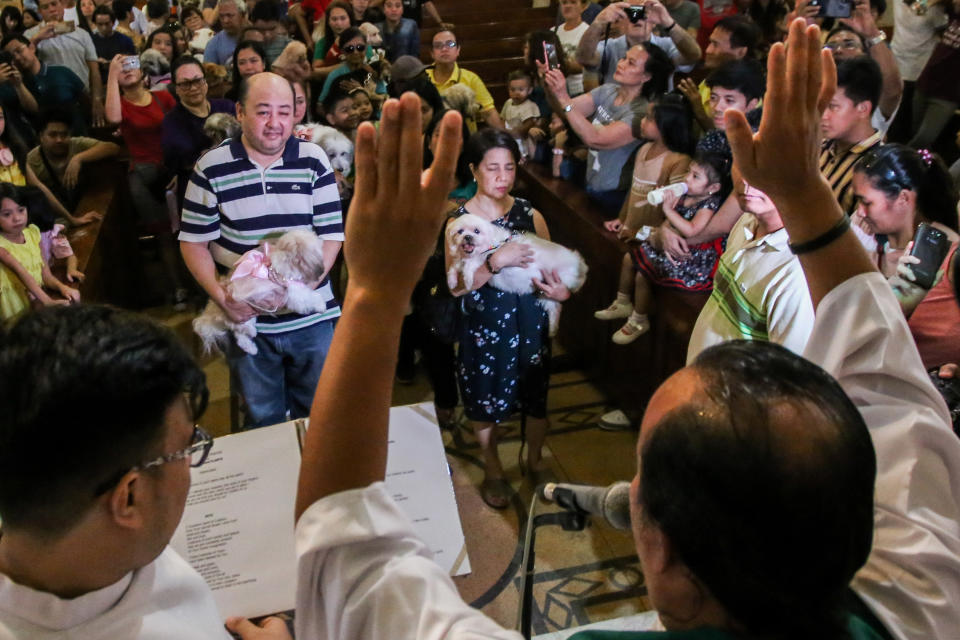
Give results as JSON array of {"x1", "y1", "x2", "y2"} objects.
[{"x1": 0, "y1": 0, "x2": 960, "y2": 639}]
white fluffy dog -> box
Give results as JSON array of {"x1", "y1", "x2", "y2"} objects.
[
  {"x1": 294, "y1": 124, "x2": 354, "y2": 174},
  {"x1": 446, "y1": 214, "x2": 587, "y2": 334},
  {"x1": 193, "y1": 230, "x2": 328, "y2": 355}
]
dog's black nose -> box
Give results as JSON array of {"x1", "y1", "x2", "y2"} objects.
[{"x1": 464, "y1": 234, "x2": 474, "y2": 243}]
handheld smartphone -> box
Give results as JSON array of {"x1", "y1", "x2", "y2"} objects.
[
  {"x1": 818, "y1": 0, "x2": 852, "y2": 18},
  {"x1": 0, "y1": 51, "x2": 12, "y2": 66},
  {"x1": 543, "y1": 42, "x2": 559, "y2": 71},
  {"x1": 53, "y1": 20, "x2": 75, "y2": 34},
  {"x1": 623, "y1": 5, "x2": 646, "y2": 23},
  {"x1": 122, "y1": 55, "x2": 140, "y2": 71},
  {"x1": 909, "y1": 222, "x2": 951, "y2": 289}
]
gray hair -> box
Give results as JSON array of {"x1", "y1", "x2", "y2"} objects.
[{"x1": 217, "y1": 0, "x2": 246, "y2": 14}]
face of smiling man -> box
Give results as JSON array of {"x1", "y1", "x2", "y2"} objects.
[{"x1": 237, "y1": 72, "x2": 294, "y2": 162}]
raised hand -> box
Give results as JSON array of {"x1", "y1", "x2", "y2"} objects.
[
  {"x1": 343, "y1": 94, "x2": 461, "y2": 308},
  {"x1": 724, "y1": 19, "x2": 836, "y2": 205}
]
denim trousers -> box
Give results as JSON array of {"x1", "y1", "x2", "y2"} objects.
[{"x1": 227, "y1": 319, "x2": 336, "y2": 428}]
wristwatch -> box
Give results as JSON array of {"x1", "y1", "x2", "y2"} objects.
[{"x1": 866, "y1": 31, "x2": 887, "y2": 48}]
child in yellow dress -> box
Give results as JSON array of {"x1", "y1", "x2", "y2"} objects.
[{"x1": 0, "y1": 184, "x2": 79, "y2": 323}]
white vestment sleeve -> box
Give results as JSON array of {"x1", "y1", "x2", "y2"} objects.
[
  {"x1": 295, "y1": 482, "x2": 523, "y2": 640},
  {"x1": 804, "y1": 273, "x2": 960, "y2": 640}
]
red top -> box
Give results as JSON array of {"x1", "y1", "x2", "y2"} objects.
[
  {"x1": 299, "y1": 0, "x2": 333, "y2": 24},
  {"x1": 908, "y1": 244, "x2": 960, "y2": 369},
  {"x1": 120, "y1": 90, "x2": 177, "y2": 166}
]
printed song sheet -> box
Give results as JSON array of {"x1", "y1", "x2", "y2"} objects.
[
  {"x1": 170, "y1": 422, "x2": 301, "y2": 619},
  {"x1": 170, "y1": 403, "x2": 469, "y2": 619}
]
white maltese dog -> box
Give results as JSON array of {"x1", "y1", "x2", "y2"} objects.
[
  {"x1": 446, "y1": 213, "x2": 587, "y2": 335},
  {"x1": 294, "y1": 124, "x2": 354, "y2": 174},
  {"x1": 194, "y1": 230, "x2": 327, "y2": 355}
]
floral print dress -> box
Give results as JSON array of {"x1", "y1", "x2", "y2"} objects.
[{"x1": 455, "y1": 198, "x2": 550, "y2": 423}]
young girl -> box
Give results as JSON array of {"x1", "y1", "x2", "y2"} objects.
[
  {"x1": 596, "y1": 151, "x2": 729, "y2": 344},
  {"x1": 0, "y1": 104, "x2": 28, "y2": 187},
  {"x1": 604, "y1": 93, "x2": 696, "y2": 236},
  {"x1": 0, "y1": 184, "x2": 79, "y2": 323}
]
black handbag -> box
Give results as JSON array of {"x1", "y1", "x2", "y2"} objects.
[{"x1": 414, "y1": 227, "x2": 462, "y2": 344}]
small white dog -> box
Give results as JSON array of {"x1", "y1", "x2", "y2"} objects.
[
  {"x1": 193, "y1": 230, "x2": 328, "y2": 355},
  {"x1": 446, "y1": 213, "x2": 588, "y2": 335},
  {"x1": 294, "y1": 124, "x2": 354, "y2": 174}
]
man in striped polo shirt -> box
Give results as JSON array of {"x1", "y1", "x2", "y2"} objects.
[
  {"x1": 686, "y1": 167, "x2": 814, "y2": 363},
  {"x1": 819, "y1": 56, "x2": 884, "y2": 216},
  {"x1": 180, "y1": 72, "x2": 344, "y2": 428}
]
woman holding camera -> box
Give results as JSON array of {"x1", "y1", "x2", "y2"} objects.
[{"x1": 105, "y1": 53, "x2": 186, "y2": 306}]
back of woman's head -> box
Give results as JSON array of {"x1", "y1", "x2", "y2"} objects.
[
  {"x1": 651, "y1": 93, "x2": 694, "y2": 156},
  {"x1": 855, "y1": 144, "x2": 959, "y2": 233},
  {"x1": 464, "y1": 128, "x2": 520, "y2": 167},
  {"x1": 403, "y1": 74, "x2": 444, "y2": 115},
  {"x1": 525, "y1": 29, "x2": 566, "y2": 75},
  {"x1": 639, "y1": 42, "x2": 674, "y2": 99},
  {"x1": 425, "y1": 109, "x2": 471, "y2": 184}
]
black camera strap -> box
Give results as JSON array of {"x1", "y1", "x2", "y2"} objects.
[{"x1": 598, "y1": 23, "x2": 612, "y2": 83}]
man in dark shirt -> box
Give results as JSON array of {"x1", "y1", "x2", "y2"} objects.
[
  {"x1": 91, "y1": 5, "x2": 134, "y2": 84},
  {"x1": 1, "y1": 33, "x2": 88, "y2": 134}
]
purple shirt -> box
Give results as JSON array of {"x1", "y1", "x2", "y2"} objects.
[{"x1": 162, "y1": 97, "x2": 236, "y2": 205}]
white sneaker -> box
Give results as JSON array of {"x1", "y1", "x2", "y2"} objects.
[
  {"x1": 599, "y1": 409, "x2": 632, "y2": 431},
  {"x1": 594, "y1": 299, "x2": 633, "y2": 320},
  {"x1": 612, "y1": 316, "x2": 650, "y2": 344}
]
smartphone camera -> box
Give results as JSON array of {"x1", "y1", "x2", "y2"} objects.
[
  {"x1": 122, "y1": 55, "x2": 140, "y2": 71},
  {"x1": 624, "y1": 5, "x2": 646, "y2": 23},
  {"x1": 0, "y1": 51, "x2": 12, "y2": 66}
]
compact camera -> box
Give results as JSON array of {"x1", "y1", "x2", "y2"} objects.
[{"x1": 623, "y1": 5, "x2": 646, "y2": 23}]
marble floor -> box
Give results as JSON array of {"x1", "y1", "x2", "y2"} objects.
[{"x1": 154, "y1": 305, "x2": 653, "y2": 637}]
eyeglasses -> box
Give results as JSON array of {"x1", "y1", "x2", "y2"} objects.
[
  {"x1": 94, "y1": 425, "x2": 214, "y2": 496},
  {"x1": 341, "y1": 44, "x2": 365, "y2": 53},
  {"x1": 138, "y1": 425, "x2": 213, "y2": 471},
  {"x1": 824, "y1": 39, "x2": 861, "y2": 52},
  {"x1": 176, "y1": 77, "x2": 206, "y2": 90},
  {"x1": 432, "y1": 40, "x2": 457, "y2": 49}
]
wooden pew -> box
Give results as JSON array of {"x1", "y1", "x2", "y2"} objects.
[
  {"x1": 518, "y1": 162, "x2": 711, "y2": 417},
  {"x1": 65, "y1": 158, "x2": 143, "y2": 307}
]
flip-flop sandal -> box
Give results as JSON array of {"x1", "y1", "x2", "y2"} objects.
[{"x1": 480, "y1": 477, "x2": 512, "y2": 510}]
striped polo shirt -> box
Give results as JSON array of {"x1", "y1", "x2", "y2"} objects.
[
  {"x1": 179, "y1": 136, "x2": 344, "y2": 334},
  {"x1": 686, "y1": 213, "x2": 815, "y2": 363},
  {"x1": 819, "y1": 129, "x2": 884, "y2": 216}
]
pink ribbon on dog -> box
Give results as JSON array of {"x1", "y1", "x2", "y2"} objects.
[{"x1": 230, "y1": 245, "x2": 272, "y2": 282}]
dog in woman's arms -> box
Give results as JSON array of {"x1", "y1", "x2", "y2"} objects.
[
  {"x1": 193, "y1": 230, "x2": 327, "y2": 355},
  {"x1": 445, "y1": 213, "x2": 587, "y2": 335}
]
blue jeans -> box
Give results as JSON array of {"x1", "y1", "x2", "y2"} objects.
[{"x1": 227, "y1": 319, "x2": 336, "y2": 428}]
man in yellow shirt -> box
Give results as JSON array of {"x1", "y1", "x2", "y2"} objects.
[{"x1": 426, "y1": 25, "x2": 505, "y2": 132}]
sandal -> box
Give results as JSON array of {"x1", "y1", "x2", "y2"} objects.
[{"x1": 480, "y1": 477, "x2": 512, "y2": 510}]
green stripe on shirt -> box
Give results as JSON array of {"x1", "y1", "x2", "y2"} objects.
[{"x1": 709, "y1": 259, "x2": 769, "y2": 341}]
